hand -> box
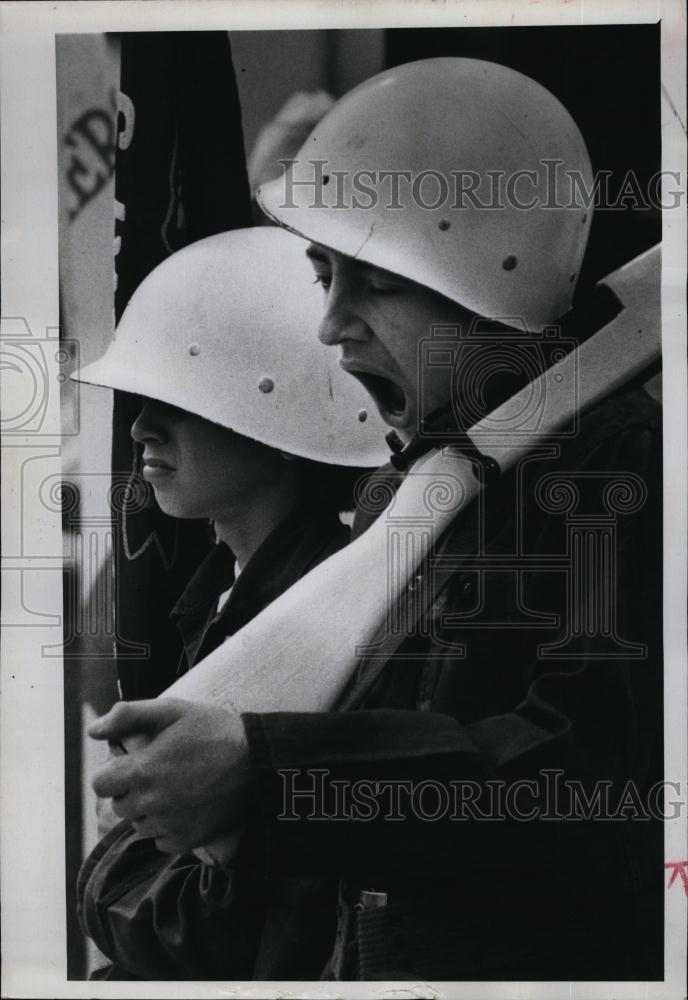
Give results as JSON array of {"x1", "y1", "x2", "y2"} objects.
[
  {"x1": 89, "y1": 698, "x2": 255, "y2": 854},
  {"x1": 95, "y1": 793, "x2": 124, "y2": 840}
]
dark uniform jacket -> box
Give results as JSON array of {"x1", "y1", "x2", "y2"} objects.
[
  {"x1": 77, "y1": 505, "x2": 349, "y2": 979},
  {"x1": 79, "y1": 387, "x2": 663, "y2": 981}
]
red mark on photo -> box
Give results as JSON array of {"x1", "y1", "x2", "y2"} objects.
[{"x1": 664, "y1": 861, "x2": 688, "y2": 895}]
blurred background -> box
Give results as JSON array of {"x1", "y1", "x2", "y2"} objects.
[{"x1": 57, "y1": 24, "x2": 660, "y2": 978}]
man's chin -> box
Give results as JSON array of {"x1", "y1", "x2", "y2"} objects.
[{"x1": 153, "y1": 497, "x2": 191, "y2": 520}]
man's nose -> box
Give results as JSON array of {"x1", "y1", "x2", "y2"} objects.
[
  {"x1": 130, "y1": 401, "x2": 167, "y2": 444},
  {"x1": 317, "y1": 281, "x2": 370, "y2": 347}
]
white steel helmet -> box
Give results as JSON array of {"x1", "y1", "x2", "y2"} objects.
[
  {"x1": 258, "y1": 58, "x2": 593, "y2": 331},
  {"x1": 72, "y1": 227, "x2": 389, "y2": 467}
]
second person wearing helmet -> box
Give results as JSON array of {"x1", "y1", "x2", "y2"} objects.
[
  {"x1": 88, "y1": 59, "x2": 663, "y2": 981},
  {"x1": 74, "y1": 226, "x2": 388, "y2": 979}
]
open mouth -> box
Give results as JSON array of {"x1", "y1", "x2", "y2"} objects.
[{"x1": 351, "y1": 372, "x2": 408, "y2": 421}]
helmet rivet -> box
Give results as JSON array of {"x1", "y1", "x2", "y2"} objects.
[
  {"x1": 258, "y1": 376, "x2": 274, "y2": 394},
  {"x1": 188, "y1": 343, "x2": 201, "y2": 356},
  {"x1": 438, "y1": 219, "x2": 451, "y2": 232},
  {"x1": 358, "y1": 408, "x2": 368, "y2": 422},
  {"x1": 502, "y1": 255, "x2": 517, "y2": 271}
]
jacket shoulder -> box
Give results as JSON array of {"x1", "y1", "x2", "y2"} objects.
[
  {"x1": 576, "y1": 385, "x2": 660, "y2": 445},
  {"x1": 554, "y1": 386, "x2": 661, "y2": 476}
]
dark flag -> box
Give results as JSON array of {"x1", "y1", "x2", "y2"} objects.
[{"x1": 112, "y1": 31, "x2": 252, "y2": 698}]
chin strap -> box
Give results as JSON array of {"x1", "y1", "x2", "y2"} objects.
[{"x1": 385, "y1": 405, "x2": 501, "y2": 486}]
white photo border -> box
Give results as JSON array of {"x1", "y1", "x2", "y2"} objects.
[{"x1": 1, "y1": 1, "x2": 685, "y2": 998}]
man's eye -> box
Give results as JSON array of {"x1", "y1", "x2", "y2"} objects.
[{"x1": 313, "y1": 273, "x2": 332, "y2": 291}]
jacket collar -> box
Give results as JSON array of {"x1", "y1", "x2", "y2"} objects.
[{"x1": 171, "y1": 505, "x2": 349, "y2": 669}]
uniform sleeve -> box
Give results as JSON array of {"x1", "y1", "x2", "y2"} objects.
[
  {"x1": 242, "y1": 422, "x2": 663, "y2": 884},
  {"x1": 77, "y1": 820, "x2": 265, "y2": 979}
]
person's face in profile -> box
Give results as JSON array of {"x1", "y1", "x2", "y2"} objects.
[
  {"x1": 130, "y1": 398, "x2": 282, "y2": 520},
  {"x1": 307, "y1": 243, "x2": 473, "y2": 439}
]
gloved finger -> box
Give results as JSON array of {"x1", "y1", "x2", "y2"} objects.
[
  {"x1": 131, "y1": 815, "x2": 164, "y2": 840},
  {"x1": 88, "y1": 698, "x2": 183, "y2": 742},
  {"x1": 154, "y1": 835, "x2": 190, "y2": 856},
  {"x1": 111, "y1": 791, "x2": 148, "y2": 822},
  {"x1": 91, "y1": 756, "x2": 135, "y2": 799}
]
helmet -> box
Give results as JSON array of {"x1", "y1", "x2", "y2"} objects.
[
  {"x1": 72, "y1": 227, "x2": 389, "y2": 467},
  {"x1": 258, "y1": 58, "x2": 593, "y2": 331}
]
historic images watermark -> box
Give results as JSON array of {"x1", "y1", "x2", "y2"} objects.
[
  {"x1": 0, "y1": 318, "x2": 80, "y2": 437},
  {"x1": 353, "y1": 317, "x2": 652, "y2": 662},
  {"x1": 278, "y1": 768, "x2": 685, "y2": 824},
  {"x1": 0, "y1": 315, "x2": 156, "y2": 659},
  {"x1": 275, "y1": 158, "x2": 685, "y2": 212}
]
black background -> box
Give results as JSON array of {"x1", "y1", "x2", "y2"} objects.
[{"x1": 387, "y1": 24, "x2": 662, "y2": 299}]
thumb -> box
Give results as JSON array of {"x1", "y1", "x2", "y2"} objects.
[{"x1": 88, "y1": 698, "x2": 185, "y2": 741}]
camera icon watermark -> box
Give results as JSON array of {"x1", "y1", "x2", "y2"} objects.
[
  {"x1": 418, "y1": 318, "x2": 579, "y2": 442},
  {"x1": 0, "y1": 317, "x2": 79, "y2": 436}
]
